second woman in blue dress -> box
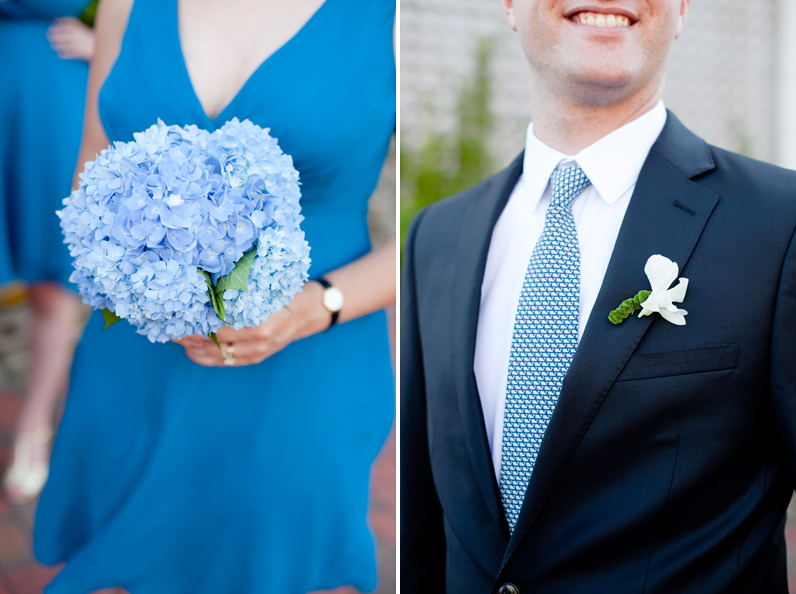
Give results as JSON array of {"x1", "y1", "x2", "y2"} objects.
[{"x1": 0, "y1": 0, "x2": 95, "y2": 505}]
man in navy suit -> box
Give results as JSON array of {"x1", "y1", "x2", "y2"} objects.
[{"x1": 401, "y1": 1, "x2": 796, "y2": 592}]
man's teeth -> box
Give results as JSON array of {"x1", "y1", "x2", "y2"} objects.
[{"x1": 575, "y1": 12, "x2": 631, "y2": 28}]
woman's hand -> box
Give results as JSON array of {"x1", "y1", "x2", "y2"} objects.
[
  {"x1": 176, "y1": 281, "x2": 331, "y2": 367},
  {"x1": 47, "y1": 17, "x2": 96, "y2": 62}
]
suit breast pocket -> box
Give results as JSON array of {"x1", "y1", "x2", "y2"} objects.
[{"x1": 615, "y1": 344, "x2": 740, "y2": 382}]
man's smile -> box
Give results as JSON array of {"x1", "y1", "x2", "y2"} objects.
[
  {"x1": 564, "y1": 6, "x2": 639, "y2": 29},
  {"x1": 570, "y1": 11, "x2": 633, "y2": 27}
]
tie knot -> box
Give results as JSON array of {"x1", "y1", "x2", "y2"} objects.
[{"x1": 549, "y1": 165, "x2": 591, "y2": 210}]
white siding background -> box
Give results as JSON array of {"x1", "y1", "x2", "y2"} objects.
[{"x1": 401, "y1": 0, "x2": 796, "y2": 170}]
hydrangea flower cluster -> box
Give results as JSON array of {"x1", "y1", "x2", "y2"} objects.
[{"x1": 59, "y1": 119, "x2": 310, "y2": 342}]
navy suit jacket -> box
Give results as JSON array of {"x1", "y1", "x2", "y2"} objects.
[{"x1": 401, "y1": 112, "x2": 796, "y2": 593}]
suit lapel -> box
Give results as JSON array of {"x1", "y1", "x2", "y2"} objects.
[
  {"x1": 502, "y1": 112, "x2": 720, "y2": 564},
  {"x1": 452, "y1": 153, "x2": 524, "y2": 542}
]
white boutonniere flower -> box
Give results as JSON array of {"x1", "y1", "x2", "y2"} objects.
[{"x1": 609, "y1": 254, "x2": 689, "y2": 325}]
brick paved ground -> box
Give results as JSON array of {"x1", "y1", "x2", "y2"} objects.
[{"x1": 0, "y1": 298, "x2": 396, "y2": 594}]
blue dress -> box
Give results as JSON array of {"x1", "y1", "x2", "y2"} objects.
[
  {"x1": 0, "y1": 0, "x2": 88, "y2": 286},
  {"x1": 33, "y1": 1, "x2": 396, "y2": 593}
]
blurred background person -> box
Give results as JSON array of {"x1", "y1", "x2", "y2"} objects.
[{"x1": 0, "y1": 0, "x2": 96, "y2": 505}]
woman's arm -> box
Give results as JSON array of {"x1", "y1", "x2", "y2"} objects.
[
  {"x1": 70, "y1": 0, "x2": 132, "y2": 190},
  {"x1": 325, "y1": 238, "x2": 396, "y2": 324}
]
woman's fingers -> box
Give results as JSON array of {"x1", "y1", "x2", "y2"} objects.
[
  {"x1": 173, "y1": 335, "x2": 211, "y2": 349},
  {"x1": 47, "y1": 18, "x2": 95, "y2": 61},
  {"x1": 47, "y1": 18, "x2": 79, "y2": 45},
  {"x1": 215, "y1": 322, "x2": 273, "y2": 343},
  {"x1": 181, "y1": 335, "x2": 276, "y2": 367},
  {"x1": 181, "y1": 306, "x2": 294, "y2": 367},
  {"x1": 182, "y1": 345, "x2": 218, "y2": 366}
]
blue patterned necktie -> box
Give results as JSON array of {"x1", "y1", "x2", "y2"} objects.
[{"x1": 499, "y1": 164, "x2": 591, "y2": 533}]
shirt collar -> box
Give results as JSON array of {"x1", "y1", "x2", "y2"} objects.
[{"x1": 522, "y1": 100, "x2": 668, "y2": 211}]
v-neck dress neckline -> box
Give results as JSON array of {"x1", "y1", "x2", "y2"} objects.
[{"x1": 171, "y1": 0, "x2": 330, "y2": 127}]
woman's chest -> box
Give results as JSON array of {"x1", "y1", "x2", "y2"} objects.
[{"x1": 177, "y1": 0, "x2": 326, "y2": 120}]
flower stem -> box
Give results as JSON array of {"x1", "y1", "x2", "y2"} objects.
[
  {"x1": 608, "y1": 290, "x2": 652, "y2": 325},
  {"x1": 208, "y1": 331, "x2": 223, "y2": 353}
]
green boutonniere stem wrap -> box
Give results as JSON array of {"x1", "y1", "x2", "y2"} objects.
[{"x1": 608, "y1": 290, "x2": 652, "y2": 325}]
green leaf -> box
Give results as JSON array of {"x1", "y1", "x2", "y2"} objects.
[
  {"x1": 199, "y1": 268, "x2": 214, "y2": 293},
  {"x1": 216, "y1": 245, "x2": 258, "y2": 297},
  {"x1": 79, "y1": 0, "x2": 98, "y2": 27},
  {"x1": 101, "y1": 308, "x2": 122, "y2": 329},
  {"x1": 199, "y1": 268, "x2": 227, "y2": 322},
  {"x1": 216, "y1": 292, "x2": 226, "y2": 321}
]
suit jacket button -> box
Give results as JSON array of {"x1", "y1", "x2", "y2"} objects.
[{"x1": 497, "y1": 584, "x2": 519, "y2": 594}]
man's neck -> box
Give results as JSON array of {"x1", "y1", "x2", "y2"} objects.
[{"x1": 529, "y1": 83, "x2": 664, "y2": 156}]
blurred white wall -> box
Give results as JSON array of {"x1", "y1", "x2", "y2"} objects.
[
  {"x1": 776, "y1": 0, "x2": 796, "y2": 170},
  {"x1": 401, "y1": 0, "x2": 795, "y2": 170}
]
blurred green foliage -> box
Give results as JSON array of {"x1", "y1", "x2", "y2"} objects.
[
  {"x1": 400, "y1": 39, "x2": 496, "y2": 257},
  {"x1": 80, "y1": 0, "x2": 98, "y2": 27}
]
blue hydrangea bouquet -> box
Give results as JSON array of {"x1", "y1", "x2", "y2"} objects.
[{"x1": 58, "y1": 118, "x2": 311, "y2": 345}]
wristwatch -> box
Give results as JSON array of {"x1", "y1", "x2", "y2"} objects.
[{"x1": 317, "y1": 278, "x2": 343, "y2": 328}]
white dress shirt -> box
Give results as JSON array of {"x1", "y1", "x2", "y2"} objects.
[{"x1": 474, "y1": 101, "x2": 668, "y2": 482}]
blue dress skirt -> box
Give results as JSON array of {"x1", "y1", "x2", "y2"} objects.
[
  {"x1": 33, "y1": 0, "x2": 396, "y2": 593},
  {"x1": 0, "y1": 0, "x2": 89, "y2": 286}
]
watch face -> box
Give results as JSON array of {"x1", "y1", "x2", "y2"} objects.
[{"x1": 323, "y1": 287, "x2": 344, "y2": 312}]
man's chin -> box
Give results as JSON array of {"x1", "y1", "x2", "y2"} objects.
[{"x1": 556, "y1": 68, "x2": 642, "y2": 106}]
